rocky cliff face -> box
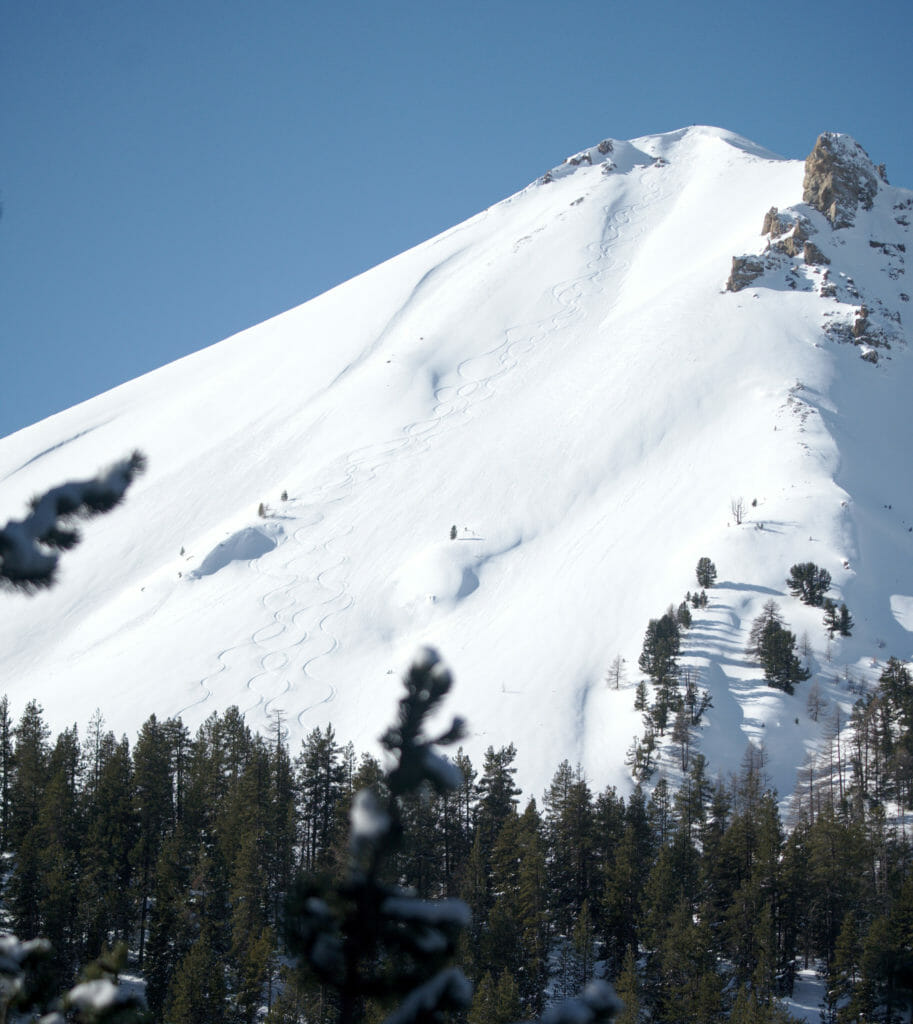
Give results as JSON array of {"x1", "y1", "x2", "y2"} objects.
[
  {"x1": 725, "y1": 133, "x2": 908, "y2": 364},
  {"x1": 802, "y1": 132, "x2": 880, "y2": 229}
]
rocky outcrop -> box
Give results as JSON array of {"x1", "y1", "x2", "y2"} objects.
[
  {"x1": 761, "y1": 207, "x2": 788, "y2": 236},
  {"x1": 853, "y1": 306, "x2": 870, "y2": 338},
  {"x1": 726, "y1": 256, "x2": 765, "y2": 292},
  {"x1": 803, "y1": 133, "x2": 879, "y2": 229},
  {"x1": 803, "y1": 242, "x2": 830, "y2": 266},
  {"x1": 771, "y1": 221, "x2": 810, "y2": 258}
]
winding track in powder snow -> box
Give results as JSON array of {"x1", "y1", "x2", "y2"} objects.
[{"x1": 184, "y1": 163, "x2": 672, "y2": 732}]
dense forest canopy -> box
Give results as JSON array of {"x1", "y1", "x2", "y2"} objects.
[{"x1": 2, "y1": 649, "x2": 913, "y2": 1023}]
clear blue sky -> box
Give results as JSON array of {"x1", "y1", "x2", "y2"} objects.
[{"x1": 3, "y1": 0, "x2": 911, "y2": 440}]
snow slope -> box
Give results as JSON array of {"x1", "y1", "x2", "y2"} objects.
[{"x1": 2, "y1": 126, "x2": 911, "y2": 802}]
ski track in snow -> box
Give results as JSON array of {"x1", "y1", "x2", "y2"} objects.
[{"x1": 185, "y1": 166, "x2": 671, "y2": 732}]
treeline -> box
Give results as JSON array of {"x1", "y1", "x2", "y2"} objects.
[{"x1": 4, "y1": 657, "x2": 913, "y2": 1022}]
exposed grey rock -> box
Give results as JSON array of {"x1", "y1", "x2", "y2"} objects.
[
  {"x1": 770, "y1": 221, "x2": 810, "y2": 259},
  {"x1": 803, "y1": 133, "x2": 879, "y2": 229},
  {"x1": 726, "y1": 256, "x2": 765, "y2": 292},
  {"x1": 803, "y1": 242, "x2": 830, "y2": 266},
  {"x1": 853, "y1": 306, "x2": 869, "y2": 338},
  {"x1": 762, "y1": 207, "x2": 786, "y2": 235},
  {"x1": 597, "y1": 139, "x2": 614, "y2": 155}
]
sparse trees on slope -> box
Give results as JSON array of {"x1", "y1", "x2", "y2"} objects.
[{"x1": 823, "y1": 600, "x2": 854, "y2": 638}]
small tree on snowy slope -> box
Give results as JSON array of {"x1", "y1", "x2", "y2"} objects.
[
  {"x1": 786, "y1": 562, "x2": 832, "y2": 607},
  {"x1": 695, "y1": 557, "x2": 717, "y2": 589}
]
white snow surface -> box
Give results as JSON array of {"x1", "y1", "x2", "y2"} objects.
[{"x1": 2, "y1": 125, "x2": 912, "y2": 803}]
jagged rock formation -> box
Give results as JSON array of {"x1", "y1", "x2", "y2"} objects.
[
  {"x1": 727, "y1": 133, "x2": 907, "y2": 364},
  {"x1": 803, "y1": 241, "x2": 830, "y2": 266},
  {"x1": 803, "y1": 132, "x2": 880, "y2": 229},
  {"x1": 725, "y1": 255, "x2": 766, "y2": 292}
]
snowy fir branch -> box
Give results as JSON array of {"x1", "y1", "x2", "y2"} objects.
[{"x1": 0, "y1": 450, "x2": 146, "y2": 592}]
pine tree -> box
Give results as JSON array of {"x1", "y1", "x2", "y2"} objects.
[
  {"x1": 166, "y1": 931, "x2": 227, "y2": 1024},
  {"x1": 543, "y1": 761, "x2": 594, "y2": 934},
  {"x1": 613, "y1": 947, "x2": 640, "y2": 1024},
  {"x1": 81, "y1": 734, "x2": 137, "y2": 955},
  {"x1": 786, "y1": 562, "x2": 832, "y2": 606},
  {"x1": 756, "y1": 620, "x2": 809, "y2": 693},
  {"x1": 10, "y1": 699, "x2": 51, "y2": 847},
  {"x1": 284, "y1": 650, "x2": 473, "y2": 1024},
  {"x1": 0, "y1": 695, "x2": 14, "y2": 851},
  {"x1": 297, "y1": 725, "x2": 347, "y2": 872},
  {"x1": 131, "y1": 715, "x2": 177, "y2": 968},
  {"x1": 696, "y1": 557, "x2": 717, "y2": 589}
]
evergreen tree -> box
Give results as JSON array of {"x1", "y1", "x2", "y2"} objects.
[
  {"x1": 166, "y1": 931, "x2": 227, "y2": 1024},
  {"x1": 131, "y1": 715, "x2": 177, "y2": 967},
  {"x1": 0, "y1": 695, "x2": 14, "y2": 851},
  {"x1": 746, "y1": 601, "x2": 785, "y2": 660},
  {"x1": 296, "y1": 725, "x2": 347, "y2": 872},
  {"x1": 284, "y1": 650, "x2": 473, "y2": 1024},
  {"x1": 81, "y1": 734, "x2": 137, "y2": 956},
  {"x1": 786, "y1": 562, "x2": 832, "y2": 606},
  {"x1": 144, "y1": 827, "x2": 193, "y2": 1018},
  {"x1": 10, "y1": 699, "x2": 51, "y2": 847},
  {"x1": 696, "y1": 557, "x2": 717, "y2": 589},
  {"x1": 638, "y1": 613, "x2": 680, "y2": 686},
  {"x1": 543, "y1": 761, "x2": 595, "y2": 935},
  {"x1": 612, "y1": 946, "x2": 640, "y2": 1024},
  {"x1": 756, "y1": 620, "x2": 809, "y2": 693}
]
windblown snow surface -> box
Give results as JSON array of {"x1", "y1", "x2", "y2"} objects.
[{"x1": 2, "y1": 126, "x2": 912, "y2": 812}]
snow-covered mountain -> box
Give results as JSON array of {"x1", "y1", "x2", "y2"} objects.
[{"x1": 2, "y1": 126, "x2": 911, "y2": 803}]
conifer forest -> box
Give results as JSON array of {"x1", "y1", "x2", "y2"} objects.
[{"x1": 4, "y1": 644, "x2": 913, "y2": 1024}]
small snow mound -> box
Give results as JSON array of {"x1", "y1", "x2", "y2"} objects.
[
  {"x1": 388, "y1": 543, "x2": 479, "y2": 609},
  {"x1": 890, "y1": 595, "x2": 913, "y2": 632},
  {"x1": 190, "y1": 525, "x2": 280, "y2": 579}
]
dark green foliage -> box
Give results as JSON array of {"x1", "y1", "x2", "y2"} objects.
[
  {"x1": 16, "y1": 645, "x2": 913, "y2": 1022},
  {"x1": 166, "y1": 931, "x2": 227, "y2": 1024},
  {"x1": 747, "y1": 602, "x2": 809, "y2": 693},
  {"x1": 450, "y1": 524, "x2": 457, "y2": 540},
  {"x1": 758, "y1": 621, "x2": 810, "y2": 693},
  {"x1": 696, "y1": 557, "x2": 717, "y2": 589},
  {"x1": 824, "y1": 600, "x2": 854, "y2": 638},
  {"x1": 284, "y1": 649, "x2": 472, "y2": 1024},
  {"x1": 0, "y1": 451, "x2": 146, "y2": 592},
  {"x1": 676, "y1": 600, "x2": 692, "y2": 629},
  {"x1": 638, "y1": 612, "x2": 680, "y2": 685},
  {"x1": 786, "y1": 562, "x2": 832, "y2": 606}
]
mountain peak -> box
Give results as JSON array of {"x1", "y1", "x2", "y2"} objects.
[
  {"x1": 803, "y1": 131, "x2": 885, "y2": 228},
  {"x1": 1, "y1": 126, "x2": 911, "y2": 803}
]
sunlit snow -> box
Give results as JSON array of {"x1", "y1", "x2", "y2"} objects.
[{"x1": 1, "y1": 126, "x2": 911, "y2": 803}]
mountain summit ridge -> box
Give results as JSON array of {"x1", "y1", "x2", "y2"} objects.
[{"x1": 1, "y1": 126, "x2": 911, "y2": 803}]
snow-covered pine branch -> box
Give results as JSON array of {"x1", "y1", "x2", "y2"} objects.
[{"x1": 0, "y1": 450, "x2": 146, "y2": 592}]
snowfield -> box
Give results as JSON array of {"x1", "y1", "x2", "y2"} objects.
[{"x1": 1, "y1": 125, "x2": 911, "y2": 804}]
